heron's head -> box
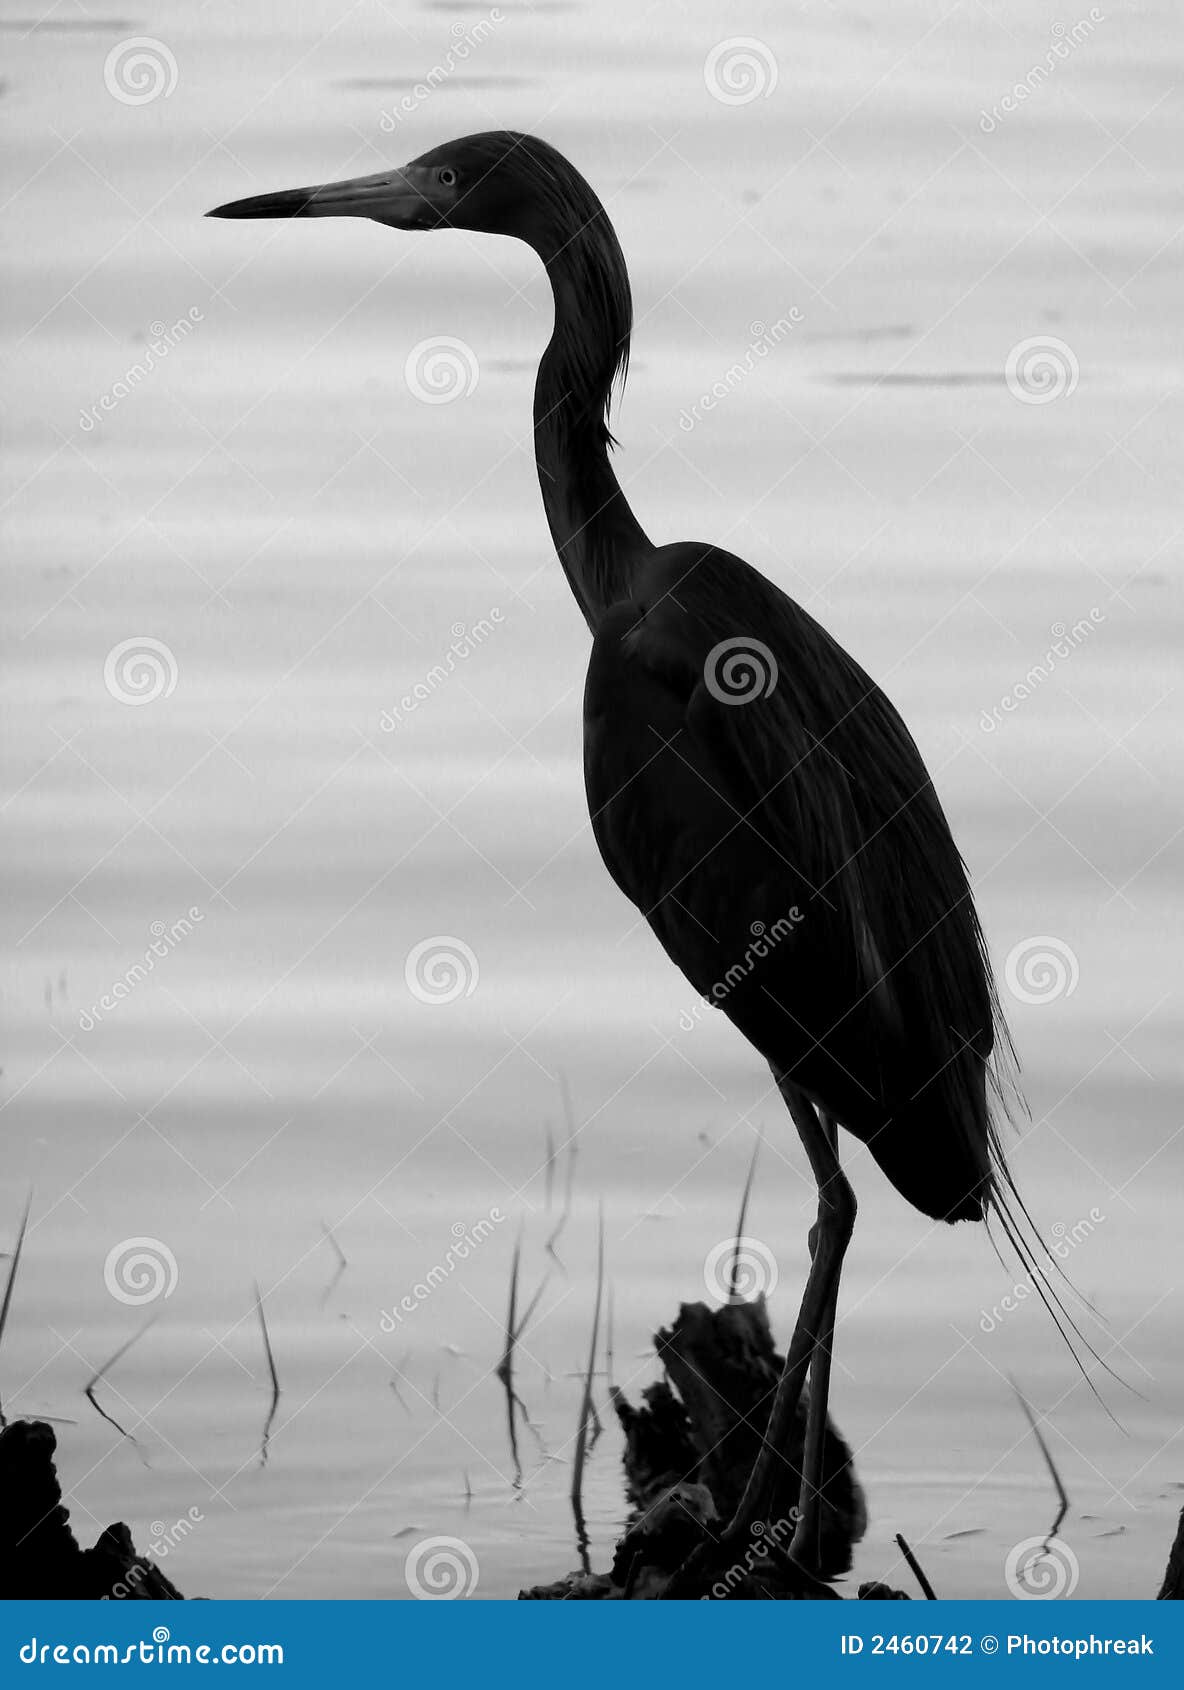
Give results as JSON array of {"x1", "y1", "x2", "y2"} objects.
[
  {"x1": 207, "y1": 131, "x2": 609, "y2": 263},
  {"x1": 209, "y1": 131, "x2": 632, "y2": 445}
]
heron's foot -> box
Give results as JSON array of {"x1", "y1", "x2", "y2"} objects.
[
  {"x1": 658, "y1": 1536, "x2": 714, "y2": 1600},
  {"x1": 789, "y1": 1496, "x2": 826, "y2": 1580}
]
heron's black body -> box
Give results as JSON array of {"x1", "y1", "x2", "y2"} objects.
[{"x1": 583, "y1": 550, "x2": 995, "y2": 1224}]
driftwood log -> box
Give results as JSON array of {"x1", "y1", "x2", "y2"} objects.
[{"x1": 0, "y1": 1419, "x2": 184, "y2": 1599}]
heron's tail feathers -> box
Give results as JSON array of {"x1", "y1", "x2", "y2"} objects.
[{"x1": 982, "y1": 1102, "x2": 1127, "y2": 1411}]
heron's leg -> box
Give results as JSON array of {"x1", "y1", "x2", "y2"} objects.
[
  {"x1": 791, "y1": 1107, "x2": 851, "y2": 1571},
  {"x1": 661, "y1": 1081, "x2": 854, "y2": 1597},
  {"x1": 715, "y1": 1082, "x2": 855, "y2": 1560}
]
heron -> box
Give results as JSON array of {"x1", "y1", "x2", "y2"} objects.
[{"x1": 209, "y1": 132, "x2": 1077, "y2": 1587}]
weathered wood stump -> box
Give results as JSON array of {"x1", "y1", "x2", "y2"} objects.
[
  {"x1": 521, "y1": 1298, "x2": 874, "y2": 1599},
  {"x1": 1158, "y1": 1504, "x2": 1184, "y2": 1600},
  {"x1": 0, "y1": 1419, "x2": 184, "y2": 1599}
]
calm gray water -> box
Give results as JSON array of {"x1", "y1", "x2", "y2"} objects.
[{"x1": 2, "y1": 0, "x2": 1181, "y2": 1600}]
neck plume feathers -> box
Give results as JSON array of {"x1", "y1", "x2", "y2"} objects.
[{"x1": 504, "y1": 137, "x2": 647, "y2": 621}]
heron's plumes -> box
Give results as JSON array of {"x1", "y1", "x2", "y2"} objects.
[
  {"x1": 516, "y1": 137, "x2": 633, "y2": 449},
  {"x1": 983, "y1": 1176, "x2": 1120, "y2": 1407},
  {"x1": 428, "y1": 132, "x2": 633, "y2": 448}
]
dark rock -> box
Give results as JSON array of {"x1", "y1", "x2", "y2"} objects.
[{"x1": 0, "y1": 1420, "x2": 185, "y2": 1600}]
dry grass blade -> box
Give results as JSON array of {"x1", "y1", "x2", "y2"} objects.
[
  {"x1": 496, "y1": 1235, "x2": 548, "y2": 1483},
  {"x1": 254, "y1": 1281, "x2": 281, "y2": 1468},
  {"x1": 894, "y1": 1531, "x2": 937, "y2": 1599},
  {"x1": 84, "y1": 1319, "x2": 155, "y2": 1453},
  {"x1": 570, "y1": 1207, "x2": 605, "y2": 1572},
  {"x1": 729, "y1": 1130, "x2": 762, "y2": 1302},
  {"x1": 0, "y1": 1191, "x2": 32, "y2": 1428},
  {"x1": 318, "y1": 1221, "x2": 348, "y2": 1305},
  {"x1": 1013, "y1": 1380, "x2": 1070, "y2": 1547},
  {"x1": 605, "y1": 1281, "x2": 615, "y2": 1389},
  {"x1": 543, "y1": 1122, "x2": 556, "y2": 1212},
  {"x1": 495, "y1": 1235, "x2": 524, "y2": 1479},
  {"x1": 496, "y1": 1234, "x2": 522, "y2": 1389},
  {"x1": 513, "y1": 1272, "x2": 550, "y2": 1346}
]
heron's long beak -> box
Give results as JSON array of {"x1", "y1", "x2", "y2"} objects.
[{"x1": 206, "y1": 167, "x2": 432, "y2": 228}]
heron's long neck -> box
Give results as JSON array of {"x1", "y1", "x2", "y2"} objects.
[{"x1": 533, "y1": 246, "x2": 652, "y2": 631}]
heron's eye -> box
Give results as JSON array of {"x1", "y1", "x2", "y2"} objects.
[{"x1": 438, "y1": 167, "x2": 458, "y2": 188}]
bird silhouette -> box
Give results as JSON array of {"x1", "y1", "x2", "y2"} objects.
[{"x1": 209, "y1": 132, "x2": 1074, "y2": 1585}]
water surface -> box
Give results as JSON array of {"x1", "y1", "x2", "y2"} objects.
[{"x1": 2, "y1": 0, "x2": 1181, "y2": 1601}]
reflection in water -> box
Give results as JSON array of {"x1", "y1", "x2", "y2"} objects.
[{"x1": 254, "y1": 1284, "x2": 282, "y2": 1470}]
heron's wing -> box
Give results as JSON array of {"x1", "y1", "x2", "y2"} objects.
[{"x1": 585, "y1": 586, "x2": 1003, "y2": 1217}]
